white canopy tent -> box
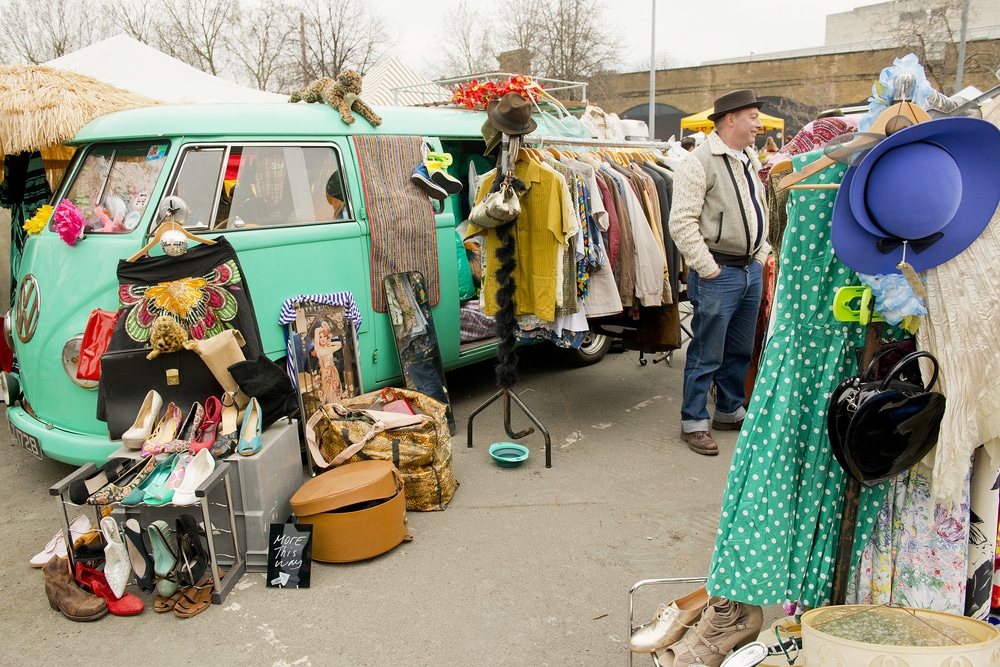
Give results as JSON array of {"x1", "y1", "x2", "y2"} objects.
[
  {"x1": 46, "y1": 34, "x2": 286, "y2": 104},
  {"x1": 362, "y1": 56, "x2": 450, "y2": 107}
]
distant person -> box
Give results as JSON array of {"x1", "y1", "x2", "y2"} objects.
[
  {"x1": 762, "y1": 136, "x2": 779, "y2": 154},
  {"x1": 680, "y1": 136, "x2": 696, "y2": 151},
  {"x1": 668, "y1": 89, "x2": 770, "y2": 456}
]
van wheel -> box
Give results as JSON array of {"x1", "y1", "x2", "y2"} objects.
[{"x1": 561, "y1": 332, "x2": 612, "y2": 367}]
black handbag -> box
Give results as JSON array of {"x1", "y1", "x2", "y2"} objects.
[
  {"x1": 98, "y1": 348, "x2": 223, "y2": 440},
  {"x1": 829, "y1": 351, "x2": 946, "y2": 486}
]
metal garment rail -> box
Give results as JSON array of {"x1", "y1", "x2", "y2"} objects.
[{"x1": 522, "y1": 134, "x2": 671, "y2": 150}]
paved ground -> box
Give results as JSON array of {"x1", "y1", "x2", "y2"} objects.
[{"x1": 2, "y1": 342, "x2": 779, "y2": 666}]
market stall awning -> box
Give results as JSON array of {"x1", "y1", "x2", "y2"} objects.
[
  {"x1": 680, "y1": 107, "x2": 784, "y2": 135},
  {"x1": 0, "y1": 63, "x2": 160, "y2": 157}
]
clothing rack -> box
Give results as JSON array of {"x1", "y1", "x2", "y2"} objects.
[{"x1": 522, "y1": 134, "x2": 670, "y2": 150}]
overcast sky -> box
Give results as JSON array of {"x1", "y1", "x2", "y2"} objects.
[{"x1": 378, "y1": 0, "x2": 887, "y2": 77}]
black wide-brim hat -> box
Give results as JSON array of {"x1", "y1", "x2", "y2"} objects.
[{"x1": 707, "y1": 89, "x2": 763, "y2": 122}]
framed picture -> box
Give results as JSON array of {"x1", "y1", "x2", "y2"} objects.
[
  {"x1": 383, "y1": 271, "x2": 454, "y2": 432},
  {"x1": 287, "y1": 301, "x2": 362, "y2": 426}
]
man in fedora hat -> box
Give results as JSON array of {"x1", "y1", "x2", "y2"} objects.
[{"x1": 668, "y1": 89, "x2": 771, "y2": 456}]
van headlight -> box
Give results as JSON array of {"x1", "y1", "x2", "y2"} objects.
[
  {"x1": 62, "y1": 335, "x2": 99, "y2": 389},
  {"x1": 1, "y1": 371, "x2": 20, "y2": 404},
  {"x1": 3, "y1": 310, "x2": 13, "y2": 352}
]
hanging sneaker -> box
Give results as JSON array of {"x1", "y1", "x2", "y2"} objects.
[{"x1": 411, "y1": 163, "x2": 448, "y2": 200}]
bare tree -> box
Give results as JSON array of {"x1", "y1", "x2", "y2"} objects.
[
  {"x1": 228, "y1": 1, "x2": 298, "y2": 92},
  {"x1": 101, "y1": 1, "x2": 160, "y2": 43},
  {"x1": 296, "y1": 0, "x2": 390, "y2": 85},
  {"x1": 496, "y1": 0, "x2": 620, "y2": 85},
  {"x1": 0, "y1": 0, "x2": 99, "y2": 63},
  {"x1": 154, "y1": 0, "x2": 238, "y2": 76},
  {"x1": 879, "y1": 0, "x2": 976, "y2": 93},
  {"x1": 437, "y1": 1, "x2": 497, "y2": 78}
]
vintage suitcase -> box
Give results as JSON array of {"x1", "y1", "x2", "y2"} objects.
[{"x1": 289, "y1": 460, "x2": 408, "y2": 563}]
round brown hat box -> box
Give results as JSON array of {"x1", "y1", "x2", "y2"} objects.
[{"x1": 290, "y1": 460, "x2": 408, "y2": 563}]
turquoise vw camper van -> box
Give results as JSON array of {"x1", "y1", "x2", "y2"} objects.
[{"x1": 5, "y1": 102, "x2": 610, "y2": 465}]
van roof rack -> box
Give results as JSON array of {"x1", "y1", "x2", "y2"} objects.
[{"x1": 390, "y1": 73, "x2": 588, "y2": 111}]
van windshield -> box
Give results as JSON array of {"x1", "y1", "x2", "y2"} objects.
[{"x1": 54, "y1": 142, "x2": 170, "y2": 234}]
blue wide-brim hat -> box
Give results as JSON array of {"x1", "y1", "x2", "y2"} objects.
[{"x1": 831, "y1": 116, "x2": 1000, "y2": 275}]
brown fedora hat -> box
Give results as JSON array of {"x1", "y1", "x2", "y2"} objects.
[
  {"x1": 707, "y1": 89, "x2": 763, "y2": 122},
  {"x1": 487, "y1": 92, "x2": 538, "y2": 136}
]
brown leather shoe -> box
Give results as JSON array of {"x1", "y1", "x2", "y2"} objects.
[
  {"x1": 682, "y1": 431, "x2": 719, "y2": 456},
  {"x1": 711, "y1": 418, "x2": 744, "y2": 431},
  {"x1": 42, "y1": 556, "x2": 108, "y2": 622}
]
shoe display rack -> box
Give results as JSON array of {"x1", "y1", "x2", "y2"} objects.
[
  {"x1": 627, "y1": 576, "x2": 709, "y2": 667},
  {"x1": 50, "y1": 460, "x2": 245, "y2": 604}
]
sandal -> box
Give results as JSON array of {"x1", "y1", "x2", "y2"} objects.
[
  {"x1": 173, "y1": 571, "x2": 219, "y2": 618},
  {"x1": 210, "y1": 392, "x2": 240, "y2": 459},
  {"x1": 153, "y1": 588, "x2": 184, "y2": 613}
]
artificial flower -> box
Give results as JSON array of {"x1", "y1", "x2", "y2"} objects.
[
  {"x1": 23, "y1": 204, "x2": 53, "y2": 234},
  {"x1": 52, "y1": 199, "x2": 86, "y2": 246},
  {"x1": 451, "y1": 75, "x2": 542, "y2": 110}
]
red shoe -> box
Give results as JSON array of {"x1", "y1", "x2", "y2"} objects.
[
  {"x1": 189, "y1": 396, "x2": 222, "y2": 454},
  {"x1": 74, "y1": 562, "x2": 145, "y2": 616}
]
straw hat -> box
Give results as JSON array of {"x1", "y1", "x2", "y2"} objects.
[{"x1": 0, "y1": 64, "x2": 159, "y2": 156}]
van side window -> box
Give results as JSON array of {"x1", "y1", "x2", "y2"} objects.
[
  {"x1": 169, "y1": 147, "x2": 224, "y2": 230},
  {"x1": 172, "y1": 144, "x2": 348, "y2": 231},
  {"x1": 58, "y1": 143, "x2": 169, "y2": 234}
]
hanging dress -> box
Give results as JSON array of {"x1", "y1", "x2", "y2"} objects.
[{"x1": 706, "y1": 150, "x2": 889, "y2": 607}]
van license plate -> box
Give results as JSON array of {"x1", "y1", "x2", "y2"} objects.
[{"x1": 9, "y1": 419, "x2": 42, "y2": 460}]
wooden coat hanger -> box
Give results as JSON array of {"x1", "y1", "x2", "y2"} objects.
[
  {"x1": 770, "y1": 157, "x2": 793, "y2": 174},
  {"x1": 777, "y1": 102, "x2": 931, "y2": 191},
  {"x1": 126, "y1": 220, "x2": 217, "y2": 262}
]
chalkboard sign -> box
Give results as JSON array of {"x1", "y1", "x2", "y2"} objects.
[{"x1": 267, "y1": 523, "x2": 312, "y2": 588}]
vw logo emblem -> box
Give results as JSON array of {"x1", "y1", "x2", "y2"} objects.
[{"x1": 15, "y1": 274, "x2": 40, "y2": 343}]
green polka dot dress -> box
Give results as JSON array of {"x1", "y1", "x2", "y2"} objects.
[{"x1": 706, "y1": 150, "x2": 889, "y2": 608}]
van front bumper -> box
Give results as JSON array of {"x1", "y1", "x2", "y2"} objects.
[{"x1": 7, "y1": 404, "x2": 119, "y2": 466}]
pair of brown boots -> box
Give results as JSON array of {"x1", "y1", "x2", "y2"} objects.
[{"x1": 42, "y1": 556, "x2": 107, "y2": 621}]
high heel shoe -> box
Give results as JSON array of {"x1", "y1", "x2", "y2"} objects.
[
  {"x1": 172, "y1": 449, "x2": 215, "y2": 506},
  {"x1": 163, "y1": 401, "x2": 204, "y2": 453},
  {"x1": 189, "y1": 395, "x2": 221, "y2": 454},
  {"x1": 237, "y1": 396, "x2": 262, "y2": 456},
  {"x1": 67, "y1": 457, "x2": 131, "y2": 505},
  {"x1": 120, "y1": 453, "x2": 179, "y2": 506},
  {"x1": 140, "y1": 402, "x2": 182, "y2": 457},
  {"x1": 175, "y1": 514, "x2": 209, "y2": 589},
  {"x1": 148, "y1": 520, "x2": 179, "y2": 598},
  {"x1": 74, "y1": 561, "x2": 145, "y2": 616},
  {"x1": 85, "y1": 455, "x2": 157, "y2": 505},
  {"x1": 210, "y1": 391, "x2": 240, "y2": 458},
  {"x1": 100, "y1": 516, "x2": 131, "y2": 599},
  {"x1": 122, "y1": 390, "x2": 163, "y2": 449},
  {"x1": 123, "y1": 518, "x2": 156, "y2": 595}
]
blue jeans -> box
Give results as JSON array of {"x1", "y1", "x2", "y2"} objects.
[{"x1": 681, "y1": 262, "x2": 763, "y2": 432}]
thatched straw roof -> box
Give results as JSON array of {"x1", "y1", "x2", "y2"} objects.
[{"x1": 0, "y1": 63, "x2": 160, "y2": 157}]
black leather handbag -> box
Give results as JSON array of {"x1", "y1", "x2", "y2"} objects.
[
  {"x1": 98, "y1": 348, "x2": 223, "y2": 440},
  {"x1": 828, "y1": 350, "x2": 946, "y2": 486}
]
